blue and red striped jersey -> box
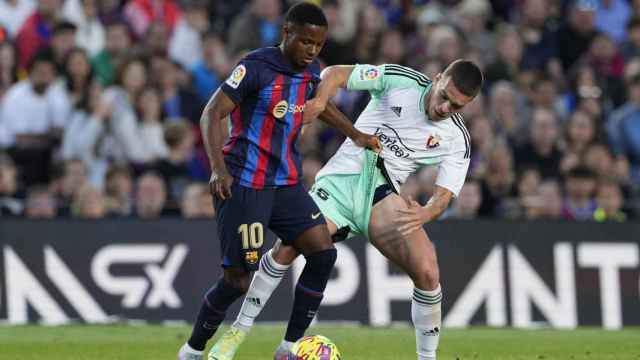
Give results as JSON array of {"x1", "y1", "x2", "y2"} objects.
[{"x1": 220, "y1": 47, "x2": 321, "y2": 189}]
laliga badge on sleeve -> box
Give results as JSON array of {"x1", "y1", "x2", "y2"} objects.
[{"x1": 226, "y1": 64, "x2": 247, "y2": 89}]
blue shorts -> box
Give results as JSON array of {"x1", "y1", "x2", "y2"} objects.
[{"x1": 214, "y1": 182, "x2": 325, "y2": 271}]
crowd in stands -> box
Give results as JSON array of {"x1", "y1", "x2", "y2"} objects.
[{"x1": 0, "y1": 0, "x2": 639, "y2": 222}]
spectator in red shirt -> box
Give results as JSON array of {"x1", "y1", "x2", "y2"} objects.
[{"x1": 15, "y1": 0, "x2": 61, "y2": 71}]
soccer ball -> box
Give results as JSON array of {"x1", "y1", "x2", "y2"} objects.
[{"x1": 289, "y1": 335, "x2": 342, "y2": 360}]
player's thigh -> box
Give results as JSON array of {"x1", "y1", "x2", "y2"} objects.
[
  {"x1": 270, "y1": 183, "x2": 333, "y2": 256},
  {"x1": 368, "y1": 194, "x2": 439, "y2": 285},
  {"x1": 214, "y1": 183, "x2": 273, "y2": 272}
]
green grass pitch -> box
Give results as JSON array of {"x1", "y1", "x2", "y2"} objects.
[{"x1": 0, "y1": 324, "x2": 638, "y2": 359}]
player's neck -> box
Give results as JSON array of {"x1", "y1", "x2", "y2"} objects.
[{"x1": 278, "y1": 43, "x2": 305, "y2": 72}]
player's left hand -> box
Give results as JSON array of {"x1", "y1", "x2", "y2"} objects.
[
  {"x1": 354, "y1": 132, "x2": 382, "y2": 153},
  {"x1": 396, "y1": 197, "x2": 426, "y2": 236}
]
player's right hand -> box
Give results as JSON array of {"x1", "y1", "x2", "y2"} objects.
[
  {"x1": 303, "y1": 98, "x2": 327, "y2": 123},
  {"x1": 210, "y1": 170, "x2": 233, "y2": 200}
]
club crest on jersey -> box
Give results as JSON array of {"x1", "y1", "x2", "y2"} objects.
[
  {"x1": 245, "y1": 250, "x2": 259, "y2": 265},
  {"x1": 226, "y1": 64, "x2": 246, "y2": 89},
  {"x1": 360, "y1": 67, "x2": 379, "y2": 81},
  {"x1": 426, "y1": 134, "x2": 441, "y2": 149},
  {"x1": 273, "y1": 100, "x2": 289, "y2": 118}
]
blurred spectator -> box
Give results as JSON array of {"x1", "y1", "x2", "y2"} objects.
[
  {"x1": 190, "y1": 31, "x2": 231, "y2": 103},
  {"x1": 143, "y1": 21, "x2": 170, "y2": 57},
  {"x1": 104, "y1": 164, "x2": 133, "y2": 216},
  {"x1": 468, "y1": 115, "x2": 495, "y2": 179},
  {"x1": 49, "y1": 158, "x2": 87, "y2": 214},
  {"x1": 156, "y1": 58, "x2": 202, "y2": 123},
  {"x1": 586, "y1": 33, "x2": 625, "y2": 82},
  {"x1": 0, "y1": 41, "x2": 18, "y2": 100},
  {"x1": 318, "y1": 0, "x2": 358, "y2": 66},
  {"x1": 479, "y1": 140, "x2": 515, "y2": 217},
  {"x1": 71, "y1": 184, "x2": 106, "y2": 219},
  {"x1": 135, "y1": 171, "x2": 168, "y2": 218},
  {"x1": 445, "y1": 180, "x2": 482, "y2": 219},
  {"x1": 375, "y1": 29, "x2": 406, "y2": 65},
  {"x1": 607, "y1": 73, "x2": 640, "y2": 182},
  {"x1": 227, "y1": 0, "x2": 281, "y2": 56},
  {"x1": 153, "y1": 120, "x2": 193, "y2": 204},
  {"x1": 488, "y1": 81, "x2": 526, "y2": 145},
  {"x1": 56, "y1": 47, "x2": 94, "y2": 116},
  {"x1": 594, "y1": 0, "x2": 631, "y2": 43},
  {"x1": 169, "y1": 0, "x2": 209, "y2": 70},
  {"x1": 15, "y1": 0, "x2": 61, "y2": 70},
  {"x1": 593, "y1": 179, "x2": 627, "y2": 222},
  {"x1": 0, "y1": 152, "x2": 22, "y2": 216},
  {"x1": 557, "y1": 0, "x2": 597, "y2": 71},
  {"x1": 523, "y1": 180, "x2": 563, "y2": 220},
  {"x1": 455, "y1": 0, "x2": 494, "y2": 65},
  {"x1": 583, "y1": 142, "x2": 630, "y2": 184},
  {"x1": 124, "y1": 0, "x2": 181, "y2": 39},
  {"x1": 24, "y1": 184, "x2": 56, "y2": 218},
  {"x1": 529, "y1": 74, "x2": 566, "y2": 119},
  {"x1": 622, "y1": 17, "x2": 640, "y2": 60},
  {"x1": 514, "y1": 107, "x2": 563, "y2": 179},
  {"x1": 484, "y1": 25, "x2": 523, "y2": 88},
  {"x1": 50, "y1": 21, "x2": 78, "y2": 70},
  {"x1": 517, "y1": 0, "x2": 559, "y2": 72},
  {"x1": 92, "y1": 20, "x2": 131, "y2": 86},
  {"x1": 0, "y1": 0, "x2": 35, "y2": 38},
  {"x1": 352, "y1": 3, "x2": 385, "y2": 64},
  {"x1": 562, "y1": 166, "x2": 597, "y2": 221},
  {"x1": 62, "y1": 0, "x2": 105, "y2": 56},
  {"x1": 136, "y1": 86, "x2": 169, "y2": 158},
  {"x1": 180, "y1": 182, "x2": 214, "y2": 219},
  {"x1": 102, "y1": 57, "x2": 165, "y2": 164},
  {"x1": 560, "y1": 110, "x2": 596, "y2": 173},
  {"x1": 0, "y1": 49, "x2": 67, "y2": 185}
]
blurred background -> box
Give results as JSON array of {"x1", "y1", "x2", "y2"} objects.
[{"x1": 0, "y1": 0, "x2": 639, "y2": 223}]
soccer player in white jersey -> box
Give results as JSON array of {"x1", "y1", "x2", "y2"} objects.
[{"x1": 210, "y1": 59, "x2": 483, "y2": 360}]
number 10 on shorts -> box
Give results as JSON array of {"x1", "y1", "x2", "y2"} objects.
[{"x1": 238, "y1": 222, "x2": 264, "y2": 249}]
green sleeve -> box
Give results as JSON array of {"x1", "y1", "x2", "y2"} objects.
[{"x1": 346, "y1": 64, "x2": 432, "y2": 97}]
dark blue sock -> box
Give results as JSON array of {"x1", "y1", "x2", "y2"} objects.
[
  {"x1": 188, "y1": 278, "x2": 244, "y2": 351},
  {"x1": 284, "y1": 248, "x2": 337, "y2": 342}
]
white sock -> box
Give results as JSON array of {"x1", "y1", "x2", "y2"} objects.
[
  {"x1": 278, "y1": 340, "x2": 296, "y2": 352},
  {"x1": 412, "y1": 284, "x2": 442, "y2": 360},
  {"x1": 180, "y1": 342, "x2": 203, "y2": 355},
  {"x1": 233, "y1": 249, "x2": 290, "y2": 332}
]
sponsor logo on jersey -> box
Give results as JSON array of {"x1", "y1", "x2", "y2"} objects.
[
  {"x1": 426, "y1": 134, "x2": 441, "y2": 149},
  {"x1": 374, "y1": 124, "x2": 414, "y2": 158},
  {"x1": 226, "y1": 64, "x2": 246, "y2": 89},
  {"x1": 272, "y1": 100, "x2": 305, "y2": 119},
  {"x1": 360, "y1": 67, "x2": 379, "y2": 81},
  {"x1": 391, "y1": 106, "x2": 402, "y2": 117}
]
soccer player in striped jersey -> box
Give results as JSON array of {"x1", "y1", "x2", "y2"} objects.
[
  {"x1": 216, "y1": 59, "x2": 483, "y2": 360},
  {"x1": 177, "y1": 3, "x2": 380, "y2": 360}
]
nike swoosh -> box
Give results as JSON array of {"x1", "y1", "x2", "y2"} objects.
[{"x1": 311, "y1": 212, "x2": 321, "y2": 219}]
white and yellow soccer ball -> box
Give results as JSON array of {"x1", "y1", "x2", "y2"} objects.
[{"x1": 289, "y1": 335, "x2": 342, "y2": 360}]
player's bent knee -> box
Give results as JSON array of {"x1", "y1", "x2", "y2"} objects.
[
  {"x1": 412, "y1": 263, "x2": 440, "y2": 291},
  {"x1": 305, "y1": 247, "x2": 337, "y2": 276},
  {"x1": 272, "y1": 241, "x2": 299, "y2": 266},
  {"x1": 222, "y1": 268, "x2": 251, "y2": 293}
]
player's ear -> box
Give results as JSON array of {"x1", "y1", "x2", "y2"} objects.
[{"x1": 282, "y1": 23, "x2": 291, "y2": 41}]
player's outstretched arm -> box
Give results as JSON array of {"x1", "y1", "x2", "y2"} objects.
[
  {"x1": 201, "y1": 88, "x2": 236, "y2": 199},
  {"x1": 304, "y1": 65, "x2": 381, "y2": 151},
  {"x1": 396, "y1": 185, "x2": 454, "y2": 236}
]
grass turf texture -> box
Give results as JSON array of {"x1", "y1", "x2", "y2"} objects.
[{"x1": 0, "y1": 325, "x2": 638, "y2": 359}]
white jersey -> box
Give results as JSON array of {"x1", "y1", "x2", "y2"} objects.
[{"x1": 317, "y1": 64, "x2": 471, "y2": 197}]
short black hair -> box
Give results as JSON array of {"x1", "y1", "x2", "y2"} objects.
[
  {"x1": 53, "y1": 21, "x2": 77, "y2": 35},
  {"x1": 28, "y1": 47, "x2": 56, "y2": 72},
  {"x1": 285, "y1": 2, "x2": 328, "y2": 27},
  {"x1": 566, "y1": 165, "x2": 596, "y2": 180},
  {"x1": 444, "y1": 59, "x2": 483, "y2": 97}
]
